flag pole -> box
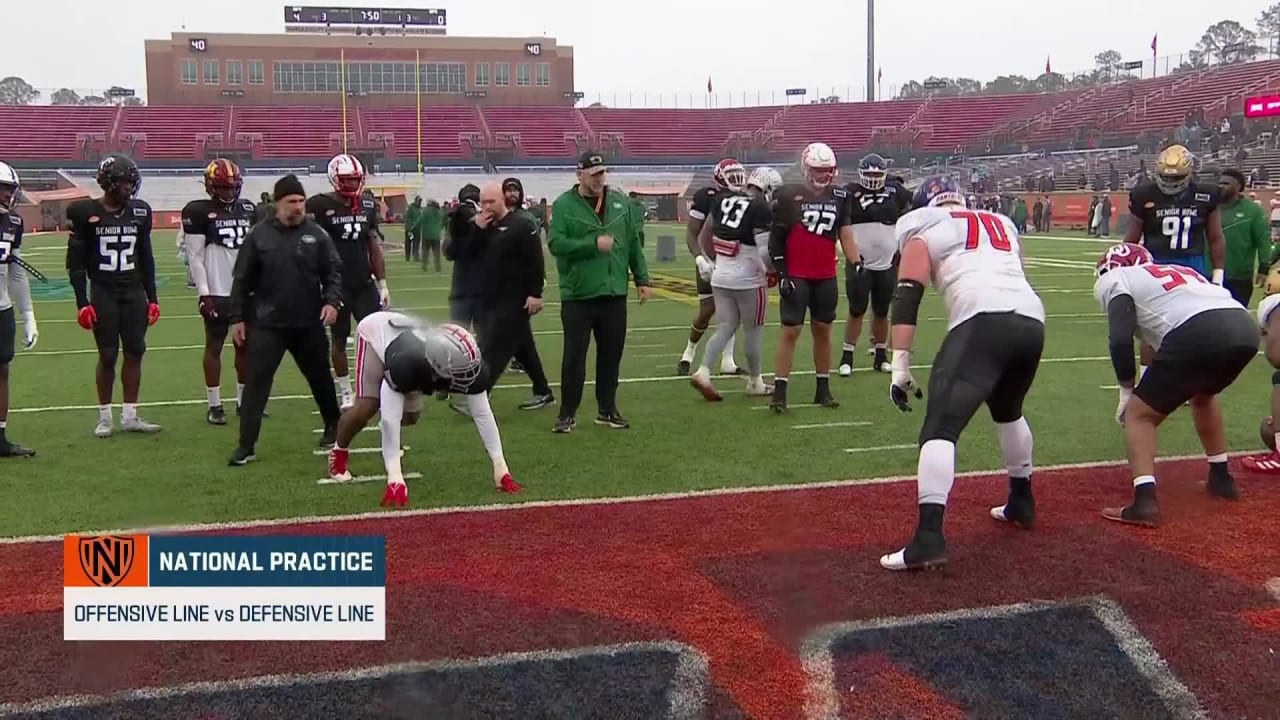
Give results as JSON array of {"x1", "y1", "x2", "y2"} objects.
[
  {"x1": 339, "y1": 48, "x2": 349, "y2": 154},
  {"x1": 415, "y1": 49, "x2": 422, "y2": 175}
]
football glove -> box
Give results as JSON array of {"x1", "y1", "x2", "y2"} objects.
[
  {"x1": 1211, "y1": 268, "x2": 1225, "y2": 286},
  {"x1": 21, "y1": 311, "x2": 37, "y2": 350},
  {"x1": 494, "y1": 460, "x2": 523, "y2": 494},
  {"x1": 198, "y1": 296, "x2": 219, "y2": 320},
  {"x1": 146, "y1": 302, "x2": 161, "y2": 326},
  {"x1": 766, "y1": 272, "x2": 779, "y2": 288},
  {"x1": 695, "y1": 255, "x2": 714, "y2": 282},
  {"x1": 889, "y1": 349, "x2": 923, "y2": 412},
  {"x1": 1116, "y1": 386, "x2": 1133, "y2": 426},
  {"x1": 377, "y1": 279, "x2": 391, "y2": 309},
  {"x1": 76, "y1": 305, "x2": 97, "y2": 330},
  {"x1": 777, "y1": 276, "x2": 796, "y2": 298}
]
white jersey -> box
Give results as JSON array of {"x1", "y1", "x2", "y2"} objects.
[
  {"x1": 1093, "y1": 265, "x2": 1241, "y2": 350},
  {"x1": 895, "y1": 206, "x2": 1045, "y2": 329},
  {"x1": 1258, "y1": 293, "x2": 1280, "y2": 332},
  {"x1": 852, "y1": 222, "x2": 898, "y2": 271},
  {"x1": 711, "y1": 243, "x2": 770, "y2": 290},
  {"x1": 356, "y1": 310, "x2": 412, "y2": 364}
]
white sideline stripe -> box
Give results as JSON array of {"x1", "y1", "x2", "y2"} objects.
[
  {"x1": 843, "y1": 443, "x2": 916, "y2": 453},
  {"x1": 791, "y1": 421, "x2": 872, "y2": 430},
  {"x1": 0, "y1": 451, "x2": 1245, "y2": 545},
  {"x1": 311, "y1": 446, "x2": 407, "y2": 456},
  {"x1": 316, "y1": 472, "x2": 422, "y2": 486}
]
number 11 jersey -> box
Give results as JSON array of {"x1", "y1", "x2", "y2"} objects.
[
  {"x1": 181, "y1": 197, "x2": 257, "y2": 297},
  {"x1": 307, "y1": 192, "x2": 380, "y2": 291},
  {"x1": 1128, "y1": 179, "x2": 1220, "y2": 259}
]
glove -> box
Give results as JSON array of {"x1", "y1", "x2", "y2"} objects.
[
  {"x1": 494, "y1": 460, "x2": 523, "y2": 494},
  {"x1": 889, "y1": 349, "x2": 923, "y2": 412},
  {"x1": 766, "y1": 272, "x2": 779, "y2": 289},
  {"x1": 377, "y1": 279, "x2": 391, "y2": 309},
  {"x1": 777, "y1": 276, "x2": 796, "y2": 298},
  {"x1": 147, "y1": 302, "x2": 161, "y2": 326},
  {"x1": 198, "y1": 296, "x2": 219, "y2": 320},
  {"x1": 21, "y1": 311, "x2": 37, "y2": 350},
  {"x1": 695, "y1": 255, "x2": 714, "y2": 282},
  {"x1": 76, "y1": 305, "x2": 97, "y2": 330},
  {"x1": 851, "y1": 257, "x2": 864, "y2": 274},
  {"x1": 1116, "y1": 386, "x2": 1133, "y2": 426}
]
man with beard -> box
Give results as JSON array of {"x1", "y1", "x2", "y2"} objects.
[{"x1": 1217, "y1": 168, "x2": 1270, "y2": 306}]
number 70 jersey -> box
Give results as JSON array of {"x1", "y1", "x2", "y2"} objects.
[
  {"x1": 1093, "y1": 264, "x2": 1238, "y2": 350},
  {"x1": 895, "y1": 206, "x2": 1044, "y2": 330}
]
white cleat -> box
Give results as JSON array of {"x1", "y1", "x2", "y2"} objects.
[
  {"x1": 94, "y1": 417, "x2": 114, "y2": 438},
  {"x1": 744, "y1": 378, "x2": 774, "y2": 396},
  {"x1": 121, "y1": 416, "x2": 162, "y2": 434},
  {"x1": 719, "y1": 362, "x2": 745, "y2": 376},
  {"x1": 838, "y1": 363, "x2": 853, "y2": 377},
  {"x1": 876, "y1": 361, "x2": 892, "y2": 373},
  {"x1": 879, "y1": 549, "x2": 909, "y2": 571}
]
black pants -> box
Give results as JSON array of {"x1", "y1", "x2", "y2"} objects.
[
  {"x1": 238, "y1": 324, "x2": 342, "y2": 450},
  {"x1": 560, "y1": 296, "x2": 627, "y2": 418},
  {"x1": 405, "y1": 233, "x2": 421, "y2": 262},
  {"x1": 482, "y1": 304, "x2": 552, "y2": 396},
  {"x1": 1224, "y1": 276, "x2": 1253, "y2": 307},
  {"x1": 422, "y1": 238, "x2": 442, "y2": 271}
]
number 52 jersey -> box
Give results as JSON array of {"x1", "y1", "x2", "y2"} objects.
[
  {"x1": 181, "y1": 197, "x2": 257, "y2": 297},
  {"x1": 65, "y1": 197, "x2": 155, "y2": 290},
  {"x1": 1093, "y1": 264, "x2": 1238, "y2": 349}
]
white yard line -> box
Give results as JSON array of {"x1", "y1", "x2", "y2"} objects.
[
  {"x1": 316, "y1": 472, "x2": 422, "y2": 486},
  {"x1": 310, "y1": 446, "x2": 406, "y2": 456},
  {"x1": 843, "y1": 443, "x2": 917, "y2": 453},
  {"x1": 792, "y1": 421, "x2": 872, "y2": 430}
]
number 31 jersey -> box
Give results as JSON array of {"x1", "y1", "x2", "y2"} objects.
[
  {"x1": 1093, "y1": 264, "x2": 1238, "y2": 349},
  {"x1": 895, "y1": 206, "x2": 1044, "y2": 330},
  {"x1": 1128, "y1": 180, "x2": 1220, "y2": 258},
  {"x1": 307, "y1": 192, "x2": 381, "y2": 290},
  {"x1": 180, "y1": 197, "x2": 256, "y2": 297}
]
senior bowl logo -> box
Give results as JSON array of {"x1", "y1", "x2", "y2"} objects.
[{"x1": 78, "y1": 535, "x2": 136, "y2": 587}]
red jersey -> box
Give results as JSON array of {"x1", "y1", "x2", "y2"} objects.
[{"x1": 773, "y1": 184, "x2": 851, "y2": 280}]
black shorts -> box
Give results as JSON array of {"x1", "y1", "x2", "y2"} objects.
[
  {"x1": 91, "y1": 285, "x2": 149, "y2": 355},
  {"x1": 695, "y1": 270, "x2": 713, "y2": 300},
  {"x1": 920, "y1": 312, "x2": 1045, "y2": 444},
  {"x1": 0, "y1": 307, "x2": 14, "y2": 365},
  {"x1": 202, "y1": 296, "x2": 233, "y2": 332},
  {"x1": 332, "y1": 284, "x2": 381, "y2": 341},
  {"x1": 780, "y1": 277, "x2": 839, "y2": 327},
  {"x1": 845, "y1": 261, "x2": 897, "y2": 318},
  {"x1": 1136, "y1": 308, "x2": 1260, "y2": 415},
  {"x1": 1223, "y1": 276, "x2": 1253, "y2": 307}
]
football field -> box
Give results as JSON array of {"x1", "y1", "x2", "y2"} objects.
[{"x1": 0, "y1": 225, "x2": 1277, "y2": 718}]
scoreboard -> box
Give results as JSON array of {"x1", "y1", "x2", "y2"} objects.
[
  {"x1": 1245, "y1": 94, "x2": 1280, "y2": 119},
  {"x1": 284, "y1": 6, "x2": 447, "y2": 35}
]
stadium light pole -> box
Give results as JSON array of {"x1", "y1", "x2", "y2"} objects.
[{"x1": 866, "y1": 0, "x2": 875, "y2": 102}]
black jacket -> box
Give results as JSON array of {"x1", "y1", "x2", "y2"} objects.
[
  {"x1": 229, "y1": 217, "x2": 343, "y2": 328},
  {"x1": 444, "y1": 201, "x2": 490, "y2": 301},
  {"x1": 478, "y1": 210, "x2": 544, "y2": 310}
]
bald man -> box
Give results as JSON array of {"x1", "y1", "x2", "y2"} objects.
[{"x1": 474, "y1": 181, "x2": 555, "y2": 408}]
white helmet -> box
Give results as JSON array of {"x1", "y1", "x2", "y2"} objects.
[
  {"x1": 0, "y1": 161, "x2": 18, "y2": 213},
  {"x1": 423, "y1": 323, "x2": 484, "y2": 392},
  {"x1": 801, "y1": 142, "x2": 837, "y2": 188},
  {"x1": 747, "y1": 166, "x2": 783, "y2": 199},
  {"x1": 326, "y1": 154, "x2": 366, "y2": 199}
]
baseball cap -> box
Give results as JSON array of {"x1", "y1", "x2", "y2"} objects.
[{"x1": 577, "y1": 151, "x2": 607, "y2": 174}]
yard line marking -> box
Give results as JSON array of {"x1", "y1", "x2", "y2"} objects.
[
  {"x1": 0, "y1": 452, "x2": 1246, "y2": 544},
  {"x1": 751, "y1": 403, "x2": 819, "y2": 410},
  {"x1": 843, "y1": 443, "x2": 916, "y2": 453},
  {"x1": 629, "y1": 343, "x2": 665, "y2": 348},
  {"x1": 316, "y1": 472, "x2": 422, "y2": 486},
  {"x1": 792, "y1": 421, "x2": 872, "y2": 430},
  {"x1": 314, "y1": 426, "x2": 379, "y2": 434},
  {"x1": 311, "y1": 446, "x2": 407, "y2": 456}
]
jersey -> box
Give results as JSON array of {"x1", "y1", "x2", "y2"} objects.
[
  {"x1": 180, "y1": 197, "x2": 257, "y2": 297},
  {"x1": 687, "y1": 186, "x2": 719, "y2": 224},
  {"x1": 708, "y1": 189, "x2": 772, "y2": 290},
  {"x1": 896, "y1": 206, "x2": 1045, "y2": 330},
  {"x1": 306, "y1": 193, "x2": 380, "y2": 290},
  {"x1": 774, "y1": 183, "x2": 852, "y2": 280},
  {"x1": 1129, "y1": 180, "x2": 1220, "y2": 258},
  {"x1": 0, "y1": 211, "x2": 24, "y2": 312},
  {"x1": 846, "y1": 181, "x2": 909, "y2": 270},
  {"x1": 361, "y1": 312, "x2": 487, "y2": 396},
  {"x1": 1093, "y1": 264, "x2": 1240, "y2": 350},
  {"x1": 66, "y1": 198, "x2": 154, "y2": 290}
]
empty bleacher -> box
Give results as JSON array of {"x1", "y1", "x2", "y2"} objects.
[
  {"x1": 481, "y1": 106, "x2": 586, "y2": 158},
  {"x1": 119, "y1": 106, "x2": 229, "y2": 160},
  {"x1": 914, "y1": 94, "x2": 1060, "y2": 151},
  {"x1": 233, "y1": 106, "x2": 347, "y2": 159},
  {"x1": 0, "y1": 106, "x2": 117, "y2": 160},
  {"x1": 582, "y1": 106, "x2": 781, "y2": 157},
  {"x1": 771, "y1": 100, "x2": 923, "y2": 154},
  {"x1": 360, "y1": 106, "x2": 483, "y2": 159}
]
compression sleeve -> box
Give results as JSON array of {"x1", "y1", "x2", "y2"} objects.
[
  {"x1": 464, "y1": 392, "x2": 508, "y2": 472},
  {"x1": 890, "y1": 279, "x2": 925, "y2": 326},
  {"x1": 378, "y1": 380, "x2": 406, "y2": 482},
  {"x1": 184, "y1": 232, "x2": 209, "y2": 296},
  {"x1": 1106, "y1": 294, "x2": 1139, "y2": 384},
  {"x1": 65, "y1": 231, "x2": 90, "y2": 309},
  {"x1": 768, "y1": 222, "x2": 789, "y2": 277},
  {"x1": 7, "y1": 246, "x2": 31, "y2": 317}
]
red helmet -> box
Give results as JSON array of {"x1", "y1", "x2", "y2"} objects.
[
  {"x1": 204, "y1": 158, "x2": 242, "y2": 204},
  {"x1": 1096, "y1": 243, "x2": 1153, "y2": 278},
  {"x1": 712, "y1": 158, "x2": 746, "y2": 191}
]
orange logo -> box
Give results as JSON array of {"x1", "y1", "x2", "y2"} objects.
[
  {"x1": 1143, "y1": 201, "x2": 1155, "y2": 208},
  {"x1": 87, "y1": 216, "x2": 100, "y2": 223},
  {"x1": 64, "y1": 535, "x2": 148, "y2": 587}
]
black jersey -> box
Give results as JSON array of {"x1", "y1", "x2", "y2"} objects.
[
  {"x1": 0, "y1": 211, "x2": 23, "y2": 265},
  {"x1": 845, "y1": 181, "x2": 909, "y2": 226},
  {"x1": 708, "y1": 189, "x2": 772, "y2": 244},
  {"x1": 688, "y1": 185, "x2": 720, "y2": 223},
  {"x1": 181, "y1": 197, "x2": 257, "y2": 250},
  {"x1": 384, "y1": 331, "x2": 490, "y2": 396},
  {"x1": 306, "y1": 192, "x2": 381, "y2": 289},
  {"x1": 771, "y1": 183, "x2": 852, "y2": 280},
  {"x1": 1129, "y1": 180, "x2": 1220, "y2": 258},
  {"x1": 66, "y1": 198, "x2": 157, "y2": 303}
]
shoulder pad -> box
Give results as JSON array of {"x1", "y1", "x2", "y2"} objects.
[
  {"x1": 361, "y1": 198, "x2": 377, "y2": 209},
  {"x1": 7, "y1": 214, "x2": 22, "y2": 226}
]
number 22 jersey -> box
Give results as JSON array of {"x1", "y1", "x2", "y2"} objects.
[
  {"x1": 180, "y1": 197, "x2": 256, "y2": 297},
  {"x1": 772, "y1": 184, "x2": 851, "y2": 280},
  {"x1": 1093, "y1": 264, "x2": 1238, "y2": 350},
  {"x1": 1128, "y1": 180, "x2": 1220, "y2": 259}
]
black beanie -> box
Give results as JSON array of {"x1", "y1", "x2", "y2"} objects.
[
  {"x1": 273, "y1": 174, "x2": 306, "y2": 201},
  {"x1": 458, "y1": 183, "x2": 480, "y2": 204}
]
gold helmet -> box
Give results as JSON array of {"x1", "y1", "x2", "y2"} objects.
[{"x1": 1154, "y1": 144, "x2": 1193, "y2": 195}]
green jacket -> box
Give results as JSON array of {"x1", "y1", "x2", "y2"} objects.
[
  {"x1": 418, "y1": 204, "x2": 445, "y2": 241},
  {"x1": 1221, "y1": 196, "x2": 1271, "y2": 278},
  {"x1": 630, "y1": 197, "x2": 647, "y2": 245},
  {"x1": 548, "y1": 185, "x2": 649, "y2": 301},
  {"x1": 404, "y1": 203, "x2": 422, "y2": 235}
]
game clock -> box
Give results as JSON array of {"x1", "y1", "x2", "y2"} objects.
[{"x1": 284, "y1": 6, "x2": 447, "y2": 27}]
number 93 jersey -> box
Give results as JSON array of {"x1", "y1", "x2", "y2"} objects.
[
  {"x1": 895, "y1": 206, "x2": 1044, "y2": 330},
  {"x1": 1093, "y1": 264, "x2": 1238, "y2": 350},
  {"x1": 66, "y1": 197, "x2": 153, "y2": 287},
  {"x1": 307, "y1": 192, "x2": 381, "y2": 289},
  {"x1": 1128, "y1": 179, "x2": 1220, "y2": 258},
  {"x1": 708, "y1": 189, "x2": 771, "y2": 290},
  {"x1": 180, "y1": 197, "x2": 256, "y2": 297}
]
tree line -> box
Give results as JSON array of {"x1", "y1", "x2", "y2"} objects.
[{"x1": 0, "y1": 76, "x2": 143, "y2": 106}]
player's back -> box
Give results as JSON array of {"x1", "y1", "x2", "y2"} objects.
[
  {"x1": 897, "y1": 206, "x2": 1043, "y2": 329},
  {"x1": 709, "y1": 189, "x2": 768, "y2": 243},
  {"x1": 1094, "y1": 264, "x2": 1240, "y2": 349}
]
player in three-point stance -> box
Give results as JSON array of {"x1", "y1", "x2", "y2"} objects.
[
  {"x1": 0, "y1": 161, "x2": 38, "y2": 457},
  {"x1": 1093, "y1": 242, "x2": 1257, "y2": 526},
  {"x1": 677, "y1": 157, "x2": 746, "y2": 377},
  {"x1": 1242, "y1": 259, "x2": 1280, "y2": 474},
  {"x1": 327, "y1": 312, "x2": 522, "y2": 507},
  {"x1": 66, "y1": 155, "x2": 162, "y2": 438},
  {"x1": 880, "y1": 177, "x2": 1046, "y2": 571},
  {"x1": 181, "y1": 158, "x2": 257, "y2": 425},
  {"x1": 307, "y1": 154, "x2": 391, "y2": 409}
]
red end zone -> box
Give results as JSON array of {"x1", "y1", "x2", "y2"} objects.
[{"x1": 0, "y1": 458, "x2": 1277, "y2": 718}]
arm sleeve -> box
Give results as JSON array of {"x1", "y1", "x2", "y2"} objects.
[
  {"x1": 768, "y1": 199, "x2": 789, "y2": 277},
  {"x1": 227, "y1": 229, "x2": 260, "y2": 323},
  {"x1": 7, "y1": 243, "x2": 32, "y2": 317},
  {"x1": 319, "y1": 227, "x2": 344, "y2": 308},
  {"x1": 1127, "y1": 189, "x2": 1144, "y2": 217},
  {"x1": 547, "y1": 198, "x2": 601, "y2": 260},
  {"x1": 628, "y1": 203, "x2": 650, "y2": 286},
  {"x1": 137, "y1": 211, "x2": 158, "y2": 303},
  {"x1": 65, "y1": 208, "x2": 92, "y2": 309},
  {"x1": 378, "y1": 380, "x2": 406, "y2": 481},
  {"x1": 184, "y1": 231, "x2": 210, "y2": 296},
  {"x1": 1105, "y1": 294, "x2": 1139, "y2": 384},
  {"x1": 464, "y1": 391, "x2": 508, "y2": 469},
  {"x1": 521, "y1": 220, "x2": 545, "y2": 299}
]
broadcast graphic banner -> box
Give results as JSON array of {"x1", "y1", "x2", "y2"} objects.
[{"x1": 63, "y1": 534, "x2": 386, "y2": 641}]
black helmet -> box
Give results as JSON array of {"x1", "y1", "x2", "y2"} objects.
[
  {"x1": 858, "y1": 153, "x2": 888, "y2": 191},
  {"x1": 97, "y1": 154, "x2": 141, "y2": 201}
]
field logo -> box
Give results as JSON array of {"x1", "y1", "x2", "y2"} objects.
[{"x1": 78, "y1": 535, "x2": 135, "y2": 587}]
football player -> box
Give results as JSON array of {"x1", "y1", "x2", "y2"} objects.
[
  {"x1": 1093, "y1": 243, "x2": 1257, "y2": 526},
  {"x1": 840, "y1": 154, "x2": 911, "y2": 377},
  {"x1": 689, "y1": 166, "x2": 783, "y2": 401},
  {"x1": 1124, "y1": 144, "x2": 1227, "y2": 380},
  {"x1": 327, "y1": 313, "x2": 521, "y2": 507},
  {"x1": 879, "y1": 176, "x2": 1046, "y2": 571},
  {"x1": 768, "y1": 142, "x2": 857, "y2": 412},
  {"x1": 181, "y1": 158, "x2": 257, "y2": 425},
  {"x1": 1242, "y1": 261, "x2": 1280, "y2": 474},
  {"x1": 66, "y1": 155, "x2": 162, "y2": 438},
  {"x1": 307, "y1": 154, "x2": 391, "y2": 409},
  {"x1": 678, "y1": 158, "x2": 745, "y2": 377},
  {"x1": 0, "y1": 161, "x2": 38, "y2": 457}
]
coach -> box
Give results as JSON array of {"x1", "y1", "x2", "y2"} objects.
[
  {"x1": 226, "y1": 174, "x2": 344, "y2": 466},
  {"x1": 547, "y1": 152, "x2": 650, "y2": 434},
  {"x1": 444, "y1": 183, "x2": 488, "y2": 330}
]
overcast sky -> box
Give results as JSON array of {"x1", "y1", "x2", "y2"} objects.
[{"x1": 7, "y1": 0, "x2": 1274, "y2": 103}]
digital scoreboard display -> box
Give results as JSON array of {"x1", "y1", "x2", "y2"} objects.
[
  {"x1": 1245, "y1": 94, "x2": 1280, "y2": 118},
  {"x1": 284, "y1": 6, "x2": 446, "y2": 34}
]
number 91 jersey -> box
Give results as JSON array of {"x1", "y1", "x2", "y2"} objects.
[
  {"x1": 1128, "y1": 179, "x2": 1220, "y2": 258},
  {"x1": 1093, "y1": 264, "x2": 1238, "y2": 350},
  {"x1": 180, "y1": 197, "x2": 256, "y2": 297}
]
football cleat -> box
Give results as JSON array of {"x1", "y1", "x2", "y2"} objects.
[
  {"x1": 94, "y1": 417, "x2": 114, "y2": 438},
  {"x1": 690, "y1": 368, "x2": 723, "y2": 402},
  {"x1": 880, "y1": 530, "x2": 947, "y2": 571},
  {"x1": 814, "y1": 390, "x2": 840, "y2": 408},
  {"x1": 1206, "y1": 474, "x2": 1238, "y2": 500},
  {"x1": 206, "y1": 405, "x2": 227, "y2": 426},
  {"x1": 990, "y1": 500, "x2": 1035, "y2": 530},
  {"x1": 719, "y1": 361, "x2": 747, "y2": 376},
  {"x1": 518, "y1": 393, "x2": 556, "y2": 411},
  {"x1": 121, "y1": 416, "x2": 162, "y2": 434},
  {"x1": 508, "y1": 359, "x2": 526, "y2": 374},
  {"x1": 838, "y1": 363, "x2": 853, "y2": 377},
  {"x1": 0, "y1": 441, "x2": 36, "y2": 458},
  {"x1": 227, "y1": 447, "x2": 256, "y2": 466},
  {"x1": 496, "y1": 473, "x2": 523, "y2": 493},
  {"x1": 744, "y1": 377, "x2": 773, "y2": 396},
  {"x1": 1241, "y1": 452, "x2": 1280, "y2": 475},
  {"x1": 553, "y1": 416, "x2": 576, "y2": 434},
  {"x1": 381, "y1": 481, "x2": 408, "y2": 508},
  {"x1": 676, "y1": 359, "x2": 692, "y2": 376},
  {"x1": 595, "y1": 412, "x2": 630, "y2": 429},
  {"x1": 328, "y1": 447, "x2": 352, "y2": 482},
  {"x1": 317, "y1": 424, "x2": 337, "y2": 448}
]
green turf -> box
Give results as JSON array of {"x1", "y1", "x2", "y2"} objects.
[{"x1": 1, "y1": 225, "x2": 1270, "y2": 537}]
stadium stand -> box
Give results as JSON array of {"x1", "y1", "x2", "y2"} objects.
[
  {"x1": 581, "y1": 106, "x2": 782, "y2": 158},
  {"x1": 119, "y1": 105, "x2": 229, "y2": 160},
  {"x1": 770, "y1": 100, "x2": 923, "y2": 153},
  {"x1": 361, "y1": 106, "x2": 483, "y2": 159},
  {"x1": 0, "y1": 105, "x2": 117, "y2": 160},
  {"x1": 234, "y1": 105, "x2": 349, "y2": 158},
  {"x1": 480, "y1": 106, "x2": 591, "y2": 158}
]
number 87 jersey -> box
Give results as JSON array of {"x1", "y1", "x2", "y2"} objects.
[
  {"x1": 1128, "y1": 178, "x2": 1220, "y2": 259},
  {"x1": 180, "y1": 196, "x2": 256, "y2": 297}
]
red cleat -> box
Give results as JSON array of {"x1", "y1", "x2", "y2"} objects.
[
  {"x1": 1241, "y1": 452, "x2": 1280, "y2": 475},
  {"x1": 381, "y1": 482, "x2": 408, "y2": 507},
  {"x1": 328, "y1": 447, "x2": 351, "y2": 482},
  {"x1": 497, "y1": 473, "x2": 523, "y2": 493}
]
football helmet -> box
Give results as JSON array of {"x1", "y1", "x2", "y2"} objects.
[
  {"x1": 858, "y1": 153, "x2": 888, "y2": 191},
  {"x1": 1154, "y1": 144, "x2": 1193, "y2": 196},
  {"x1": 1096, "y1": 243, "x2": 1153, "y2": 278},
  {"x1": 1264, "y1": 263, "x2": 1280, "y2": 297},
  {"x1": 327, "y1": 154, "x2": 366, "y2": 198},
  {"x1": 712, "y1": 158, "x2": 747, "y2": 191},
  {"x1": 747, "y1": 166, "x2": 783, "y2": 199},
  {"x1": 911, "y1": 175, "x2": 965, "y2": 209},
  {"x1": 801, "y1": 142, "x2": 838, "y2": 188},
  {"x1": 96, "y1": 154, "x2": 141, "y2": 204},
  {"x1": 0, "y1": 161, "x2": 19, "y2": 213},
  {"x1": 204, "y1": 158, "x2": 243, "y2": 205},
  {"x1": 423, "y1": 323, "x2": 483, "y2": 393}
]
